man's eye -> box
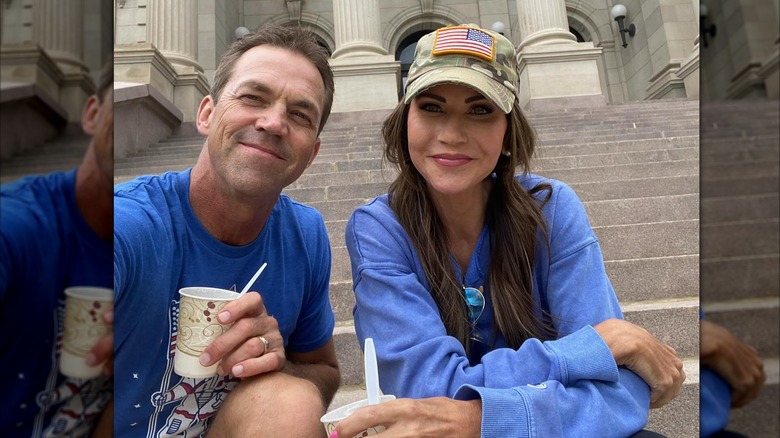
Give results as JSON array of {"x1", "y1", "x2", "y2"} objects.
[{"x1": 291, "y1": 111, "x2": 313, "y2": 124}]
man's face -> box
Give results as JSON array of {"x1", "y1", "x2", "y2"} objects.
[{"x1": 196, "y1": 45, "x2": 324, "y2": 197}]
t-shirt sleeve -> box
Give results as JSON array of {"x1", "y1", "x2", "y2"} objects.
[{"x1": 285, "y1": 209, "x2": 335, "y2": 353}]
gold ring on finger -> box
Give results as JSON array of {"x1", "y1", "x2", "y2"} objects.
[{"x1": 258, "y1": 335, "x2": 270, "y2": 354}]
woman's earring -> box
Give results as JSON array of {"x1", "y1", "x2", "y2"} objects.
[{"x1": 502, "y1": 150, "x2": 511, "y2": 157}]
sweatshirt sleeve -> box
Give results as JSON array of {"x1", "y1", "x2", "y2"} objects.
[{"x1": 453, "y1": 366, "x2": 649, "y2": 438}]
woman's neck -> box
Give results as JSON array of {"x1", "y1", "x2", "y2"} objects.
[{"x1": 431, "y1": 180, "x2": 491, "y2": 274}]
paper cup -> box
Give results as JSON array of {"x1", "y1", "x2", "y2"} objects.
[
  {"x1": 321, "y1": 394, "x2": 396, "y2": 437},
  {"x1": 174, "y1": 287, "x2": 239, "y2": 378},
  {"x1": 60, "y1": 287, "x2": 113, "y2": 379}
]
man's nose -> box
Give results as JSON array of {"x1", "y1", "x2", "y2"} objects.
[{"x1": 254, "y1": 102, "x2": 288, "y2": 135}]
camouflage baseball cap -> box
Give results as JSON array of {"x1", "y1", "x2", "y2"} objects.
[{"x1": 404, "y1": 24, "x2": 518, "y2": 114}]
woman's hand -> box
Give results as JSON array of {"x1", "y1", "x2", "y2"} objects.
[
  {"x1": 332, "y1": 397, "x2": 481, "y2": 438},
  {"x1": 594, "y1": 318, "x2": 685, "y2": 408},
  {"x1": 700, "y1": 319, "x2": 765, "y2": 408}
]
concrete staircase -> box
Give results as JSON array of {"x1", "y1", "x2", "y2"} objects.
[
  {"x1": 700, "y1": 98, "x2": 780, "y2": 438},
  {"x1": 0, "y1": 126, "x2": 89, "y2": 184},
  {"x1": 115, "y1": 99, "x2": 702, "y2": 436}
]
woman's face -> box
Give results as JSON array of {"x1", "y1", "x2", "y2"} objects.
[{"x1": 407, "y1": 83, "x2": 507, "y2": 200}]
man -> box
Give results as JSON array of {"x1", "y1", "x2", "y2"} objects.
[
  {"x1": 113, "y1": 24, "x2": 340, "y2": 436},
  {"x1": 0, "y1": 60, "x2": 114, "y2": 436}
]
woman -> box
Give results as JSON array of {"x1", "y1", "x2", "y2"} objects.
[{"x1": 336, "y1": 24, "x2": 684, "y2": 437}]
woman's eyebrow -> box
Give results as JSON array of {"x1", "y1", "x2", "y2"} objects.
[
  {"x1": 416, "y1": 91, "x2": 487, "y2": 104},
  {"x1": 416, "y1": 92, "x2": 445, "y2": 102},
  {"x1": 465, "y1": 95, "x2": 488, "y2": 103}
]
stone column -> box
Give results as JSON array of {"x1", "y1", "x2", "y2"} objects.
[
  {"x1": 759, "y1": 0, "x2": 779, "y2": 97},
  {"x1": 32, "y1": 0, "x2": 92, "y2": 122},
  {"x1": 329, "y1": 0, "x2": 400, "y2": 112},
  {"x1": 514, "y1": 0, "x2": 605, "y2": 109},
  {"x1": 144, "y1": 0, "x2": 208, "y2": 122},
  {"x1": 678, "y1": 0, "x2": 701, "y2": 98},
  {"x1": 148, "y1": 0, "x2": 200, "y2": 72},
  {"x1": 332, "y1": 0, "x2": 387, "y2": 58},
  {"x1": 516, "y1": 0, "x2": 576, "y2": 49},
  {"x1": 114, "y1": 0, "x2": 203, "y2": 158},
  {"x1": 692, "y1": 0, "x2": 700, "y2": 47},
  {"x1": 33, "y1": 0, "x2": 86, "y2": 73}
]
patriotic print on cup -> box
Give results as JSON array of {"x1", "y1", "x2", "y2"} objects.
[{"x1": 433, "y1": 26, "x2": 495, "y2": 61}]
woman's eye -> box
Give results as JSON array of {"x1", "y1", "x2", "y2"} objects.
[
  {"x1": 470, "y1": 105, "x2": 493, "y2": 116},
  {"x1": 420, "y1": 103, "x2": 443, "y2": 112}
]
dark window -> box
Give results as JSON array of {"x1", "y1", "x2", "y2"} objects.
[
  {"x1": 396, "y1": 30, "x2": 433, "y2": 97},
  {"x1": 569, "y1": 27, "x2": 586, "y2": 43}
]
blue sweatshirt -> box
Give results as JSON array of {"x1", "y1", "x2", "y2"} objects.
[{"x1": 345, "y1": 175, "x2": 651, "y2": 437}]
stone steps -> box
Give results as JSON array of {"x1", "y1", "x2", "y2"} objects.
[
  {"x1": 113, "y1": 134, "x2": 699, "y2": 172},
  {"x1": 537, "y1": 159, "x2": 699, "y2": 184},
  {"x1": 538, "y1": 136, "x2": 698, "y2": 157},
  {"x1": 0, "y1": 131, "x2": 89, "y2": 183},
  {"x1": 701, "y1": 254, "x2": 779, "y2": 301},
  {"x1": 282, "y1": 174, "x2": 700, "y2": 206},
  {"x1": 114, "y1": 139, "x2": 701, "y2": 171},
  {"x1": 313, "y1": 193, "x2": 698, "y2": 235},
  {"x1": 699, "y1": 98, "x2": 779, "y2": 437}
]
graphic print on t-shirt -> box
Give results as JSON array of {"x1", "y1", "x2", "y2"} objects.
[
  {"x1": 33, "y1": 300, "x2": 111, "y2": 437},
  {"x1": 145, "y1": 299, "x2": 239, "y2": 438}
]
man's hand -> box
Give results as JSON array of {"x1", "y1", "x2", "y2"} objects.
[
  {"x1": 200, "y1": 291, "x2": 285, "y2": 378},
  {"x1": 701, "y1": 319, "x2": 765, "y2": 408},
  {"x1": 594, "y1": 318, "x2": 685, "y2": 408},
  {"x1": 86, "y1": 304, "x2": 113, "y2": 376}
]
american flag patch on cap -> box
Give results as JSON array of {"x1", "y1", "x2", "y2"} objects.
[{"x1": 433, "y1": 26, "x2": 495, "y2": 61}]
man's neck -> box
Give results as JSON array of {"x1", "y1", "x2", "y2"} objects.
[
  {"x1": 189, "y1": 159, "x2": 278, "y2": 247},
  {"x1": 75, "y1": 144, "x2": 112, "y2": 240}
]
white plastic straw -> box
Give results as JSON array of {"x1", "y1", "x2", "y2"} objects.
[
  {"x1": 239, "y1": 262, "x2": 267, "y2": 296},
  {"x1": 365, "y1": 338, "x2": 380, "y2": 405}
]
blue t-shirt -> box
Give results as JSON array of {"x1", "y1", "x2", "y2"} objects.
[
  {"x1": 0, "y1": 170, "x2": 113, "y2": 437},
  {"x1": 113, "y1": 169, "x2": 334, "y2": 437}
]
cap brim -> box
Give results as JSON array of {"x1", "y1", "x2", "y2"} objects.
[{"x1": 404, "y1": 67, "x2": 515, "y2": 114}]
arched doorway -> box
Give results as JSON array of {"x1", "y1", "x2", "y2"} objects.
[
  {"x1": 570, "y1": 27, "x2": 586, "y2": 43},
  {"x1": 395, "y1": 29, "x2": 435, "y2": 98}
]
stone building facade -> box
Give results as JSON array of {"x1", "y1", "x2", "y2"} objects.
[
  {"x1": 0, "y1": 0, "x2": 112, "y2": 158},
  {"x1": 1, "y1": 1, "x2": 778, "y2": 158}
]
